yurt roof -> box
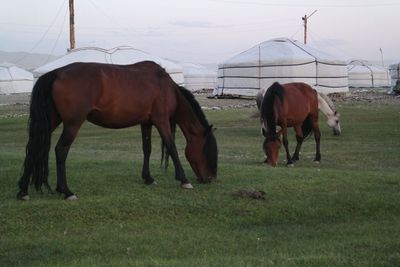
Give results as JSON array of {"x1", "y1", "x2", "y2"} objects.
[
  {"x1": 220, "y1": 37, "x2": 346, "y2": 67},
  {"x1": 33, "y1": 46, "x2": 183, "y2": 81},
  {"x1": 0, "y1": 63, "x2": 34, "y2": 94},
  {"x1": 0, "y1": 62, "x2": 34, "y2": 81},
  {"x1": 348, "y1": 60, "x2": 388, "y2": 73}
]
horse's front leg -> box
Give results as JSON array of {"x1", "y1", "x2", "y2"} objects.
[
  {"x1": 140, "y1": 123, "x2": 155, "y2": 185},
  {"x1": 282, "y1": 127, "x2": 294, "y2": 166},
  {"x1": 312, "y1": 120, "x2": 321, "y2": 162},
  {"x1": 156, "y1": 124, "x2": 192, "y2": 189}
]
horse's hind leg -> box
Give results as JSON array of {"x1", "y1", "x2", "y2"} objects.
[
  {"x1": 311, "y1": 115, "x2": 321, "y2": 162},
  {"x1": 141, "y1": 123, "x2": 155, "y2": 185},
  {"x1": 282, "y1": 127, "x2": 294, "y2": 166},
  {"x1": 55, "y1": 123, "x2": 82, "y2": 200},
  {"x1": 292, "y1": 126, "x2": 304, "y2": 161}
]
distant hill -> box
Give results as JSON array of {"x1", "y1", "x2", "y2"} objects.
[{"x1": 0, "y1": 51, "x2": 60, "y2": 71}]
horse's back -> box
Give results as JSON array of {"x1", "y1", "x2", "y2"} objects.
[
  {"x1": 51, "y1": 61, "x2": 177, "y2": 128},
  {"x1": 281, "y1": 83, "x2": 318, "y2": 109},
  {"x1": 278, "y1": 83, "x2": 318, "y2": 125}
]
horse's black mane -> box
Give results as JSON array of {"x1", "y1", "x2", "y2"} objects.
[
  {"x1": 177, "y1": 86, "x2": 210, "y2": 129},
  {"x1": 261, "y1": 82, "x2": 284, "y2": 140},
  {"x1": 177, "y1": 86, "x2": 217, "y2": 176}
]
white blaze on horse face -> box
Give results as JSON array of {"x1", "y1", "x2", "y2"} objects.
[
  {"x1": 327, "y1": 116, "x2": 337, "y2": 128},
  {"x1": 327, "y1": 114, "x2": 341, "y2": 134}
]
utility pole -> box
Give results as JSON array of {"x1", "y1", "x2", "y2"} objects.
[
  {"x1": 302, "y1": 10, "x2": 317, "y2": 44},
  {"x1": 69, "y1": 0, "x2": 75, "y2": 50}
]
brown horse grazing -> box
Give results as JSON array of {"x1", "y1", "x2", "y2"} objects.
[
  {"x1": 261, "y1": 82, "x2": 321, "y2": 167},
  {"x1": 17, "y1": 61, "x2": 218, "y2": 200}
]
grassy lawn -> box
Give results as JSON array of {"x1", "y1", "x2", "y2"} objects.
[{"x1": 0, "y1": 98, "x2": 399, "y2": 266}]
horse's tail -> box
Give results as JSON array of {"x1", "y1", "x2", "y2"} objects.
[
  {"x1": 302, "y1": 115, "x2": 313, "y2": 139},
  {"x1": 261, "y1": 82, "x2": 284, "y2": 139},
  {"x1": 161, "y1": 120, "x2": 176, "y2": 170},
  {"x1": 20, "y1": 70, "x2": 57, "y2": 191}
]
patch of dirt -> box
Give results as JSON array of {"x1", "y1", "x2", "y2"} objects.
[{"x1": 231, "y1": 189, "x2": 266, "y2": 200}]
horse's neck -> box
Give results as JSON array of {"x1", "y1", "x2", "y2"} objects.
[
  {"x1": 318, "y1": 94, "x2": 335, "y2": 116},
  {"x1": 175, "y1": 98, "x2": 205, "y2": 139}
]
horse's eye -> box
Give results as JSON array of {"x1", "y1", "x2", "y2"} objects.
[{"x1": 335, "y1": 120, "x2": 339, "y2": 123}]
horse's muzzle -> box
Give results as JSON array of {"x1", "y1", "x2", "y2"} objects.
[{"x1": 333, "y1": 129, "x2": 341, "y2": 136}]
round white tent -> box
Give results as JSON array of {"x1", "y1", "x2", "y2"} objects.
[
  {"x1": 0, "y1": 63, "x2": 34, "y2": 95},
  {"x1": 216, "y1": 38, "x2": 348, "y2": 96},
  {"x1": 347, "y1": 60, "x2": 391, "y2": 88},
  {"x1": 180, "y1": 63, "x2": 217, "y2": 92},
  {"x1": 34, "y1": 46, "x2": 184, "y2": 85},
  {"x1": 389, "y1": 62, "x2": 400, "y2": 87}
]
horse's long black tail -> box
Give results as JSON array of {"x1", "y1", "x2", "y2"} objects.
[
  {"x1": 261, "y1": 82, "x2": 284, "y2": 140},
  {"x1": 19, "y1": 70, "x2": 57, "y2": 191},
  {"x1": 161, "y1": 120, "x2": 176, "y2": 169}
]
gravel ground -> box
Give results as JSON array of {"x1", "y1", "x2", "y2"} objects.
[{"x1": 0, "y1": 88, "x2": 399, "y2": 118}]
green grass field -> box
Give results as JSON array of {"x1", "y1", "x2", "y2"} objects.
[{"x1": 1, "y1": 98, "x2": 399, "y2": 266}]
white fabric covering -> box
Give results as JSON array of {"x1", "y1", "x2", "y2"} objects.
[
  {"x1": 216, "y1": 38, "x2": 348, "y2": 96},
  {"x1": 348, "y1": 60, "x2": 391, "y2": 88},
  {"x1": 180, "y1": 63, "x2": 217, "y2": 92}
]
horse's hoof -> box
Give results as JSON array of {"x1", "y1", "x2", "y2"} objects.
[
  {"x1": 18, "y1": 194, "x2": 30, "y2": 201},
  {"x1": 17, "y1": 191, "x2": 29, "y2": 201},
  {"x1": 286, "y1": 163, "x2": 295, "y2": 167},
  {"x1": 65, "y1": 195, "x2": 78, "y2": 201},
  {"x1": 145, "y1": 180, "x2": 157, "y2": 185},
  {"x1": 181, "y1": 183, "x2": 194, "y2": 189},
  {"x1": 314, "y1": 160, "x2": 321, "y2": 164}
]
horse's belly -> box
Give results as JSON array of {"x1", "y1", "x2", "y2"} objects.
[{"x1": 87, "y1": 109, "x2": 149, "y2": 129}]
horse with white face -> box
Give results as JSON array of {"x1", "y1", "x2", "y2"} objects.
[{"x1": 317, "y1": 93, "x2": 341, "y2": 136}]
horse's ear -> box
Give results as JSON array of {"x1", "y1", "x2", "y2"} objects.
[
  {"x1": 262, "y1": 127, "x2": 267, "y2": 137},
  {"x1": 204, "y1": 124, "x2": 216, "y2": 136},
  {"x1": 210, "y1": 124, "x2": 217, "y2": 132}
]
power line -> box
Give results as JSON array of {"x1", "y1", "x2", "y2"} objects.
[
  {"x1": 16, "y1": 0, "x2": 67, "y2": 63},
  {"x1": 206, "y1": 0, "x2": 400, "y2": 7}
]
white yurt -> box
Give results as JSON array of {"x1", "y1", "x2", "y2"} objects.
[
  {"x1": 180, "y1": 63, "x2": 217, "y2": 92},
  {"x1": 216, "y1": 38, "x2": 348, "y2": 96},
  {"x1": 347, "y1": 60, "x2": 391, "y2": 88},
  {"x1": 0, "y1": 63, "x2": 34, "y2": 94},
  {"x1": 389, "y1": 62, "x2": 400, "y2": 87},
  {"x1": 34, "y1": 46, "x2": 184, "y2": 85}
]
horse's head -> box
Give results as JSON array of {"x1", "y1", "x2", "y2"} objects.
[
  {"x1": 327, "y1": 111, "x2": 341, "y2": 136},
  {"x1": 263, "y1": 136, "x2": 281, "y2": 167},
  {"x1": 185, "y1": 125, "x2": 218, "y2": 183}
]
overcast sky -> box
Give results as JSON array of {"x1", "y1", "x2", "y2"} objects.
[{"x1": 0, "y1": 0, "x2": 399, "y2": 67}]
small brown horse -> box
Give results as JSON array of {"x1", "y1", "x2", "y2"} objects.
[
  {"x1": 17, "y1": 61, "x2": 218, "y2": 200},
  {"x1": 261, "y1": 82, "x2": 321, "y2": 167}
]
